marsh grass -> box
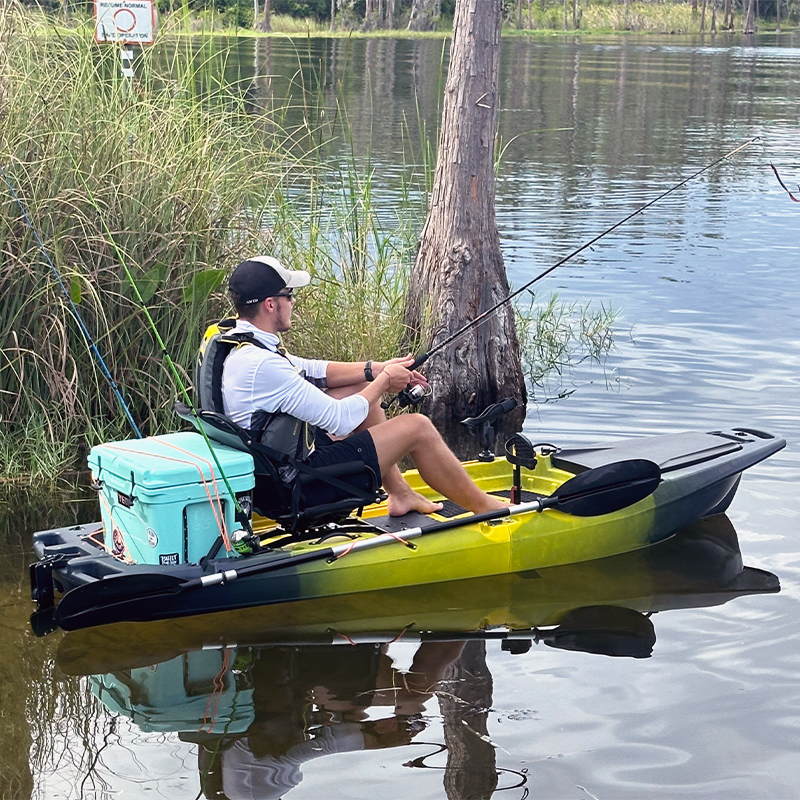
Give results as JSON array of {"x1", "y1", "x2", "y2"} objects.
[
  {"x1": 517, "y1": 292, "x2": 617, "y2": 401},
  {"x1": 0, "y1": 7, "x2": 427, "y2": 479},
  {"x1": 0, "y1": 6, "x2": 616, "y2": 481}
]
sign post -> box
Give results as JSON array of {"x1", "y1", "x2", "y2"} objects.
[{"x1": 94, "y1": 0, "x2": 157, "y2": 79}]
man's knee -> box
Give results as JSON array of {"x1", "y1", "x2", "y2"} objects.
[{"x1": 393, "y1": 413, "x2": 438, "y2": 444}]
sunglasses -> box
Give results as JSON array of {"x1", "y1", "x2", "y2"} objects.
[{"x1": 272, "y1": 290, "x2": 295, "y2": 300}]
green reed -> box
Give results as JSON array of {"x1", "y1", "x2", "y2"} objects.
[
  {"x1": 0, "y1": 7, "x2": 616, "y2": 482},
  {"x1": 517, "y1": 292, "x2": 618, "y2": 402},
  {"x1": 0, "y1": 9, "x2": 424, "y2": 480}
]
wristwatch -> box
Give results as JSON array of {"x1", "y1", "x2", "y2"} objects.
[{"x1": 364, "y1": 360, "x2": 375, "y2": 381}]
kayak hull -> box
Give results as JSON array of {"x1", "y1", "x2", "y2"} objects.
[
  {"x1": 30, "y1": 427, "x2": 784, "y2": 630},
  {"x1": 56, "y1": 514, "x2": 779, "y2": 675}
]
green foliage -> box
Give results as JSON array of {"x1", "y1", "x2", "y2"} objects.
[
  {"x1": 0, "y1": 7, "x2": 421, "y2": 479},
  {"x1": 0, "y1": 10, "x2": 286, "y2": 476},
  {"x1": 273, "y1": 0, "x2": 331, "y2": 19},
  {"x1": 0, "y1": 5, "x2": 618, "y2": 481},
  {"x1": 517, "y1": 293, "x2": 617, "y2": 401}
]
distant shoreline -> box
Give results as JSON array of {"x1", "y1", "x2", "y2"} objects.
[{"x1": 32, "y1": 7, "x2": 798, "y2": 41}]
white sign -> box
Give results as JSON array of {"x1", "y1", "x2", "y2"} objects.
[{"x1": 95, "y1": 0, "x2": 157, "y2": 44}]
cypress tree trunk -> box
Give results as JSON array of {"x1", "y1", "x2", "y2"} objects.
[
  {"x1": 259, "y1": 0, "x2": 272, "y2": 31},
  {"x1": 439, "y1": 642, "x2": 498, "y2": 800},
  {"x1": 407, "y1": 0, "x2": 441, "y2": 30},
  {"x1": 743, "y1": 0, "x2": 755, "y2": 32},
  {"x1": 404, "y1": 0, "x2": 526, "y2": 447}
]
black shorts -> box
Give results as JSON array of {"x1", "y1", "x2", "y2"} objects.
[{"x1": 303, "y1": 430, "x2": 382, "y2": 505}]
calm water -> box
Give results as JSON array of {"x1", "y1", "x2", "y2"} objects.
[{"x1": 2, "y1": 30, "x2": 800, "y2": 800}]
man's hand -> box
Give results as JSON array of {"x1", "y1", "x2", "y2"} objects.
[
  {"x1": 376, "y1": 354, "x2": 428, "y2": 388},
  {"x1": 380, "y1": 362, "x2": 416, "y2": 393}
]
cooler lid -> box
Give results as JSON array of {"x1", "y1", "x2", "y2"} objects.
[{"x1": 88, "y1": 431, "x2": 254, "y2": 490}]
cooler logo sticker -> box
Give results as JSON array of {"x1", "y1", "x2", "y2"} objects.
[
  {"x1": 147, "y1": 528, "x2": 158, "y2": 548},
  {"x1": 159, "y1": 553, "x2": 179, "y2": 566}
]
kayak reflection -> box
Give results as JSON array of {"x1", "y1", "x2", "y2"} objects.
[{"x1": 62, "y1": 514, "x2": 778, "y2": 799}]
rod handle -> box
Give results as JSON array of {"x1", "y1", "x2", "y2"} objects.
[{"x1": 410, "y1": 352, "x2": 429, "y2": 371}]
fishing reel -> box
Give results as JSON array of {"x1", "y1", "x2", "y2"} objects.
[{"x1": 382, "y1": 382, "x2": 431, "y2": 410}]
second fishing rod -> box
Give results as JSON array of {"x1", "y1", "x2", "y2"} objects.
[{"x1": 386, "y1": 138, "x2": 759, "y2": 409}]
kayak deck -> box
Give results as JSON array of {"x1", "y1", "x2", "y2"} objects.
[{"x1": 30, "y1": 427, "x2": 785, "y2": 630}]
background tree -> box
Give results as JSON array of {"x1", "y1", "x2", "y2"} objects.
[
  {"x1": 404, "y1": 0, "x2": 526, "y2": 447},
  {"x1": 407, "y1": 0, "x2": 441, "y2": 30}
]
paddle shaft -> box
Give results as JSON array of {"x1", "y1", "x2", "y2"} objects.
[
  {"x1": 194, "y1": 497, "x2": 546, "y2": 588},
  {"x1": 193, "y1": 456, "x2": 661, "y2": 587}
]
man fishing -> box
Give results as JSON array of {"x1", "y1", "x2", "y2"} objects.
[{"x1": 222, "y1": 255, "x2": 507, "y2": 517}]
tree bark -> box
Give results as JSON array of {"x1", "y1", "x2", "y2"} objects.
[
  {"x1": 404, "y1": 0, "x2": 526, "y2": 448},
  {"x1": 743, "y1": 0, "x2": 755, "y2": 32},
  {"x1": 438, "y1": 642, "x2": 498, "y2": 800},
  {"x1": 407, "y1": 0, "x2": 441, "y2": 31},
  {"x1": 258, "y1": 0, "x2": 272, "y2": 32},
  {"x1": 364, "y1": 0, "x2": 378, "y2": 30}
]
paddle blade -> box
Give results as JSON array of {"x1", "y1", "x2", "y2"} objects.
[
  {"x1": 546, "y1": 459, "x2": 661, "y2": 517},
  {"x1": 54, "y1": 573, "x2": 185, "y2": 630},
  {"x1": 543, "y1": 605, "x2": 656, "y2": 658}
]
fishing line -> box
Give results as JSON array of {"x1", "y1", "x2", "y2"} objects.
[
  {"x1": 0, "y1": 162, "x2": 144, "y2": 438},
  {"x1": 411, "y1": 137, "x2": 761, "y2": 371},
  {"x1": 769, "y1": 163, "x2": 799, "y2": 202}
]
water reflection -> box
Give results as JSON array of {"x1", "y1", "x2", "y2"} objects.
[{"x1": 57, "y1": 515, "x2": 778, "y2": 799}]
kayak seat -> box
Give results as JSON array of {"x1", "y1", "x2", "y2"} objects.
[{"x1": 174, "y1": 402, "x2": 385, "y2": 532}]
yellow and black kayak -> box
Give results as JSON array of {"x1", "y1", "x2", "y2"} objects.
[{"x1": 30, "y1": 426, "x2": 784, "y2": 632}]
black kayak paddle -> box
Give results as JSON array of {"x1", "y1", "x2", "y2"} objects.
[{"x1": 54, "y1": 458, "x2": 661, "y2": 631}]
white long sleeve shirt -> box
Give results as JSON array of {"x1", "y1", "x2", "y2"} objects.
[
  {"x1": 221, "y1": 320, "x2": 369, "y2": 438},
  {"x1": 221, "y1": 724, "x2": 366, "y2": 800}
]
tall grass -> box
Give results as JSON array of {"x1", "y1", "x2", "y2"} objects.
[
  {"x1": 0, "y1": 7, "x2": 616, "y2": 482},
  {"x1": 0, "y1": 7, "x2": 420, "y2": 480}
]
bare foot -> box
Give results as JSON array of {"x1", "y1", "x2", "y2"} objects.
[
  {"x1": 470, "y1": 494, "x2": 510, "y2": 514},
  {"x1": 387, "y1": 489, "x2": 444, "y2": 517}
]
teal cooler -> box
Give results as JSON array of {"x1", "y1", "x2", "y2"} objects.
[
  {"x1": 88, "y1": 432, "x2": 255, "y2": 566},
  {"x1": 90, "y1": 649, "x2": 255, "y2": 734}
]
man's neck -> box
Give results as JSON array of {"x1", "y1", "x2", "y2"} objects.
[{"x1": 243, "y1": 314, "x2": 279, "y2": 335}]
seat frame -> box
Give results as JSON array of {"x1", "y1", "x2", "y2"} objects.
[{"x1": 175, "y1": 402, "x2": 385, "y2": 532}]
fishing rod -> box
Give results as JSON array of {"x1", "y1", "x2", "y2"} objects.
[
  {"x1": 0, "y1": 163, "x2": 144, "y2": 438},
  {"x1": 394, "y1": 137, "x2": 760, "y2": 406}
]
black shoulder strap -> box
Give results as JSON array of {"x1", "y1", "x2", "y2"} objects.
[{"x1": 207, "y1": 331, "x2": 269, "y2": 414}]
